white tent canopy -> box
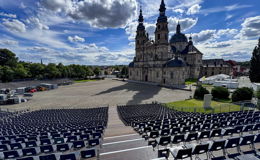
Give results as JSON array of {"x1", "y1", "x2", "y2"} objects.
[{"x1": 199, "y1": 74, "x2": 231, "y2": 85}]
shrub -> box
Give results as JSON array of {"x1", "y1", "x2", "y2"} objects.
[
  {"x1": 232, "y1": 87, "x2": 253, "y2": 102},
  {"x1": 194, "y1": 85, "x2": 209, "y2": 100},
  {"x1": 211, "y1": 87, "x2": 230, "y2": 100},
  {"x1": 256, "y1": 90, "x2": 260, "y2": 99}
]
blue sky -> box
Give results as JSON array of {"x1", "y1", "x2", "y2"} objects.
[{"x1": 0, "y1": 0, "x2": 259, "y2": 65}]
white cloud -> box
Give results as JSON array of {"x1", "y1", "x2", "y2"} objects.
[
  {"x1": 0, "y1": 12, "x2": 17, "y2": 18},
  {"x1": 68, "y1": 35, "x2": 85, "y2": 43},
  {"x1": 187, "y1": 4, "x2": 201, "y2": 15},
  {"x1": 27, "y1": 46, "x2": 50, "y2": 52},
  {"x1": 139, "y1": 0, "x2": 203, "y2": 18},
  {"x1": 192, "y1": 28, "x2": 238, "y2": 43},
  {"x1": 216, "y1": 28, "x2": 238, "y2": 37},
  {"x1": 16, "y1": 42, "x2": 132, "y2": 65},
  {"x1": 225, "y1": 4, "x2": 251, "y2": 11},
  {"x1": 200, "y1": 4, "x2": 252, "y2": 15},
  {"x1": 26, "y1": 17, "x2": 49, "y2": 30},
  {"x1": 2, "y1": 19, "x2": 26, "y2": 33},
  {"x1": 125, "y1": 21, "x2": 138, "y2": 41},
  {"x1": 168, "y1": 17, "x2": 198, "y2": 33},
  {"x1": 41, "y1": 0, "x2": 73, "y2": 13},
  {"x1": 196, "y1": 39, "x2": 256, "y2": 61},
  {"x1": 192, "y1": 30, "x2": 216, "y2": 43},
  {"x1": 237, "y1": 16, "x2": 260, "y2": 39},
  {"x1": 172, "y1": 0, "x2": 203, "y2": 10},
  {"x1": 225, "y1": 14, "x2": 233, "y2": 21},
  {"x1": 41, "y1": 0, "x2": 138, "y2": 28},
  {"x1": 174, "y1": 9, "x2": 184, "y2": 14},
  {"x1": 20, "y1": 2, "x2": 26, "y2": 9},
  {"x1": 0, "y1": 40, "x2": 18, "y2": 45}
]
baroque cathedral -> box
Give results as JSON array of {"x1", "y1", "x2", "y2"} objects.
[{"x1": 129, "y1": 0, "x2": 203, "y2": 86}]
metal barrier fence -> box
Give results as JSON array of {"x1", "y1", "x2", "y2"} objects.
[{"x1": 165, "y1": 100, "x2": 258, "y2": 114}]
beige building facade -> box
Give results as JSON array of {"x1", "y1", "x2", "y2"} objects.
[{"x1": 129, "y1": 0, "x2": 231, "y2": 86}]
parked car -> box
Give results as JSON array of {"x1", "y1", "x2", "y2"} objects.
[
  {"x1": 36, "y1": 86, "x2": 47, "y2": 91},
  {"x1": 0, "y1": 94, "x2": 7, "y2": 105},
  {"x1": 29, "y1": 88, "x2": 37, "y2": 93},
  {"x1": 24, "y1": 93, "x2": 33, "y2": 97},
  {"x1": 25, "y1": 87, "x2": 37, "y2": 93}
]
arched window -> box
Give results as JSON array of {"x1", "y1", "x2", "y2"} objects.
[
  {"x1": 158, "y1": 34, "x2": 160, "y2": 40},
  {"x1": 170, "y1": 72, "x2": 174, "y2": 79}
]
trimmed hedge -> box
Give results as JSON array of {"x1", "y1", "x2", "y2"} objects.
[
  {"x1": 211, "y1": 86, "x2": 230, "y2": 100},
  {"x1": 194, "y1": 86, "x2": 210, "y2": 100},
  {"x1": 232, "y1": 87, "x2": 253, "y2": 102}
]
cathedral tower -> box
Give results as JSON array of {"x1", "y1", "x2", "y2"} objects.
[
  {"x1": 155, "y1": 0, "x2": 169, "y2": 45},
  {"x1": 135, "y1": 7, "x2": 148, "y2": 62}
]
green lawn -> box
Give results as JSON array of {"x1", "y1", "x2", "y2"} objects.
[
  {"x1": 166, "y1": 99, "x2": 244, "y2": 114},
  {"x1": 185, "y1": 79, "x2": 197, "y2": 85},
  {"x1": 74, "y1": 79, "x2": 98, "y2": 83}
]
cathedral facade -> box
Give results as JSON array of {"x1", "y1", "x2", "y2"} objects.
[{"x1": 128, "y1": 0, "x2": 203, "y2": 86}]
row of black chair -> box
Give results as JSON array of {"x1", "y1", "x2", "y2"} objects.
[
  {"x1": 0, "y1": 108, "x2": 108, "y2": 159},
  {"x1": 0, "y1": 132, "x2": 102, "y2": 145},
  {"x1": 0, "y1": 148, "x2": 96, "y2": 160},
  {"x1": 166, "y1": 134, "x2": 260, "y2": 160},
  {"x1": 0, "y1": 138, "x2": 100, "y2": 152}
]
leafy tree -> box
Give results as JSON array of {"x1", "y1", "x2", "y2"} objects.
[
  {"x1": 13, "y1": 63, "x2": 28, "y2": 79},
  {"x1": 121, "y1": 66, "x2": 128, "y2": 76},
  {"x1": 93, "y1": 67, "x2": 101, "y2": 76},
  {"x1": 0, "y1": 66, "x2": 3, "y2": 81},
  {"x1": 113, "y1": 66, "x2": 120, "y2": 71},
  {"x1": 232, "y1": 87, "x2": 253, "y2": 102},
  {"x1": 45, "y1": 63, "x2": 61, "y2": 79},
  {"x1": 249, "y1": 38, "x2": 260, "y2": 82},
  {"x1": 0, "y1": 49, "x2": 18, "y2": 67},
  {"x1": 29, "y1": 63, "x2": 45, "y2": 79},
  {"x1": 1, "y1": 66, "x2": 15, "y2": 82},
  {"x1": 194, "y1": 85, "x2": 209, "y2": 100},
  {"x1": 211, "y1": 86, "x2": 230, "y2": 100},
  {"x1": 85, "y1": 66, "x2": 94, "y2": 77},
  {"x1": 57, "y1": 63, "x2": 69, "y2": 78}
]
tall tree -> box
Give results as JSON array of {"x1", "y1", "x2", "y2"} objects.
[
  {"x1": 0, "y1": 49, "x2": 18, "y2": 67},
  {"x1": 13, "y1": 63, "x2": 28, "y2": 79},
  {"x1": 29, "y1": 63, "x2": 45, "y2": 79},
  {"x1": 1, "y1": 66, "x2": 15, "y2": 82},
  {"x1": 93, "y1": 67, "x2": 101, "y2": 76},
  {"x1": 45, "y1": 63, "x2": 61, "y2": 79},
  {"x1": 249, "y1": 38, "x2": 260, "y2": 82},
  {"x1": 121, "y1": 66, "x2": 128, "y2": 76},
  {"x1": 57, "y1": 63, "x2": 68, "y2": 78}
]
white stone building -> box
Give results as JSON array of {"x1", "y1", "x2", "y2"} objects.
[{"x1": 128, "y1": 0, "x2": 203, "y2": 86}]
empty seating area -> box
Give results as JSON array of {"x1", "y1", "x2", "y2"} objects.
[
  {"x1": 118, "y1": 104, "x2": 260, "y2": 160},
  {"x1": 0, "y1": 110, "x2": 15, "y2": 119},
  {"x1": 0, "y1": 107, "x2": 108, "y2": 159},
  {"x1": 118, "y1": 104, "x2": 200, "y2": 126}
]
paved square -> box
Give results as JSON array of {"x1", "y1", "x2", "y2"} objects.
[{"x1": 0, "y1": 79, "x2": 192, "y2": 111}]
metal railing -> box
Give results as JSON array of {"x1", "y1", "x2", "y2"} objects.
[{"x1": 166, "y1": 100, "x2": 258, "y2": 114}]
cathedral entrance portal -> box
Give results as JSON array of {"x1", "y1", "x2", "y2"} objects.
[{"x1": 145, "y1": 75, "x2": 148, "y2": 81}]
